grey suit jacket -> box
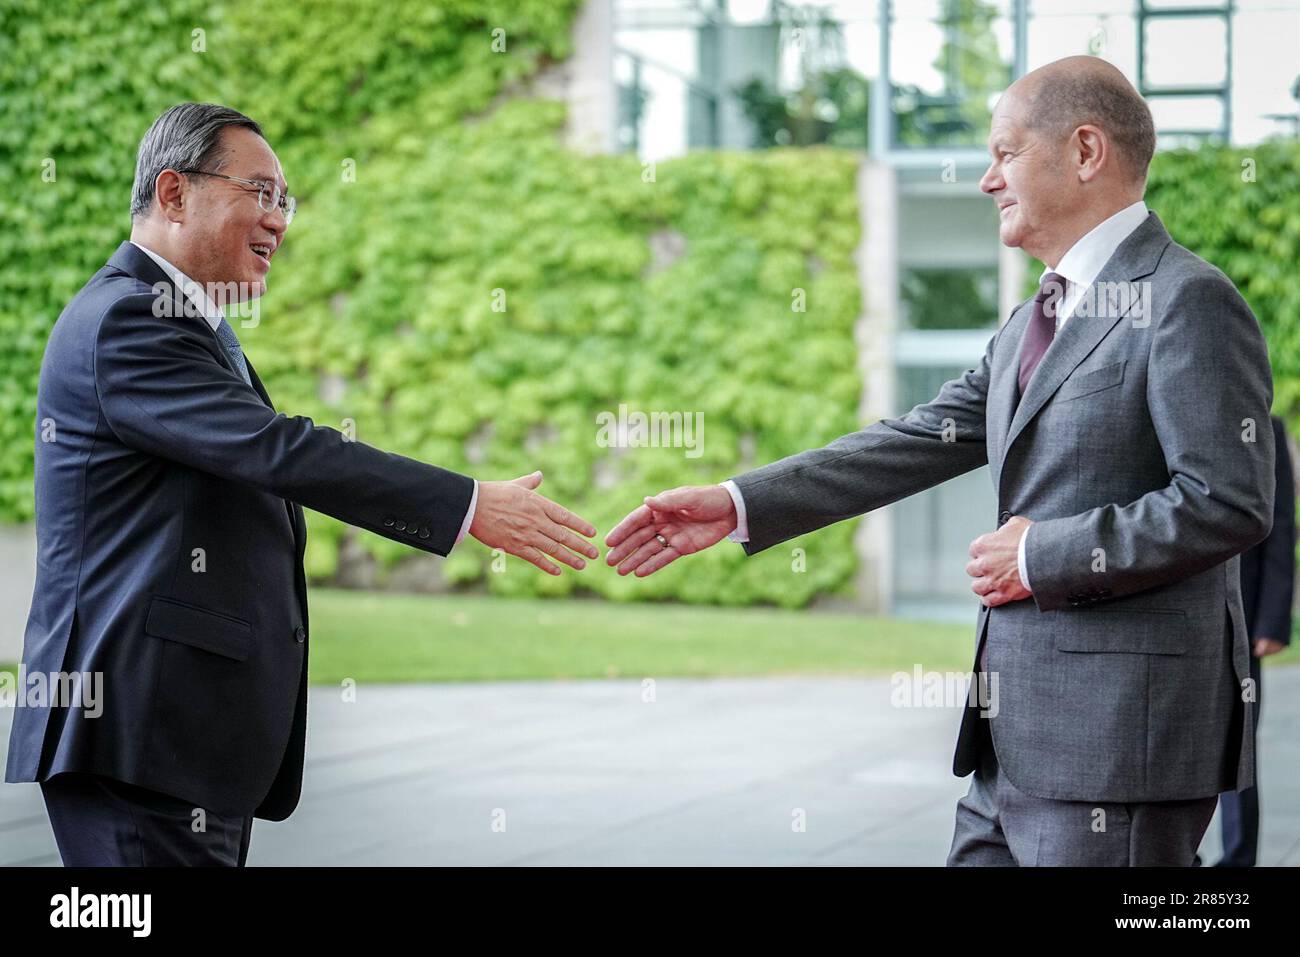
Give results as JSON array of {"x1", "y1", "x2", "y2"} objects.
[{"x1": 731, "y1": 212, "x2": 1274, "y2": 803}]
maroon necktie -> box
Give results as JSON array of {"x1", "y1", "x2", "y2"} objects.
[
  {"x1": 1017, "y1": 271, "x2": 1066, "y2": 400},
  {"x1": 979, "y1": 272, "x2": 1067, "y2": 675}
]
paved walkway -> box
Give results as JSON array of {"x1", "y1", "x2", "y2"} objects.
[{"x1": 3, "y1": 671, "x2": 1298, "y2": 865}]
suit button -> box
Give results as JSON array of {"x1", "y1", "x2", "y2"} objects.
[
  {"x1": 294, "y1": 626, "x2": 306, "y2": 643},
  {"x1": 382, "y1": 516, "x2": 395, "y2": 527},
  {"x1": 418, "y1": 527, "x2": 430, "y2": 540},
  {"x1": 998, "y1": 510, "x2": 1011, "y2": 525},
  {"x1": 395, "y1": 520, "x2": 406, "y2": 531}
]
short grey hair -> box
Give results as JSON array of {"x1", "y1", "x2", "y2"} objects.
[
  {"x1": 130, "y1": 103, "x2": 264, "y2": 218},
  {"x1": 1025, "y1": 71, "x2": 1156, "y2": 183}
]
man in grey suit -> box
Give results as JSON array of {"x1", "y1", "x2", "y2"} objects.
[{"x1": 604, "y1": 56, "x2": 1275, "y2": 866}]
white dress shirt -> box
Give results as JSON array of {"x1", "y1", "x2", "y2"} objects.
[
  {"x1": 129, "y1": 241, "x2": 477, "y2": 547},
  {"x1": 721, "y1": 199, "x2": 1150, "y2": 597}
]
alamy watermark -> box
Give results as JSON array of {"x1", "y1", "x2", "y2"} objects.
[
  {"x1": 1044, "y1": 279, "x2": 1153, "y2": 328},
  {"x1": 891, "y1": 665, "x2": 999, "y2": 718},
  {"x1": 596, "y1": 404, "x2": 704, "y2": 459},
  {"x1": 152, "y1": 279, "x2": 263, "y2": 328},
  {"x1": 0, "y1": 667, "x2": 103, "y2": 718}
]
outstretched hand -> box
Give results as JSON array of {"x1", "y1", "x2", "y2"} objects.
[
  {"x1": 604, "y1": 485, "x2": 738, "y2": 577},
  {"x1": 470, "y1": 471, "x2": 598, "y2": 575}
]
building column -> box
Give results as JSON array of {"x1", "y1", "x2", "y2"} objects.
[
  {"x1": 565, "y1": 0, "x2": 617, "y2": 155},
  {"x1": 854, "y1": 158, "x2": 899, "y2": 614}
]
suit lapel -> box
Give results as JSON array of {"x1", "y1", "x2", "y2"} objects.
[
  {"x1": 996, "y1": 212, "x2": 1171, "y2": 472},
  {"x1": 107, "y1": 242, "x2": 304, "y2": 556},
  {"x1": 107, "y1": 241, "x2": 255, "y2": 389},
  {"x1": 988, "y1": 297, "x2": 1033, "y2": 485}
]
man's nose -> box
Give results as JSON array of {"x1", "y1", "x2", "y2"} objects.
[
  {"x1": 979, "y1": 163, "x2": 1001, "y2": 195},
  {"x1": 261, "y1": 205, "x2": 287, "y2": 238}
]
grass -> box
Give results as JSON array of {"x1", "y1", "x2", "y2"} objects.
[
  {"x1": 303, "y1": 589, "x2": 974, "y2": 684},
  {"x1": 3, "y1": 588, "x2": 1298, "y2": 685}
]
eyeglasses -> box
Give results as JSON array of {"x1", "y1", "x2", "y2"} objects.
[{"x1": 176, "y1": 169, "x2": 296, "y2": 225}]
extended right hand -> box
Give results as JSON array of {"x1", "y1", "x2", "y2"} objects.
[
  {"x1": 604, "y1": 484, "x2": 738, "y2": 577},
  {"x1": 469, "y1": 471, "x2": 598, "y2": 575}
]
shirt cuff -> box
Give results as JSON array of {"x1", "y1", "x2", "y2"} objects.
[
  {"x1": 721, "y1": 480, "x2": 749, "y2": 543},
  {"x1": 454, "y1": 480, "x2": 479, "y2": 548},
  {"x1": 1017, "y1": 522, "x2": 1032, "y2": 593}
]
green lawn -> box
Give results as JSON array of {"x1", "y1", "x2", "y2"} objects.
[
  {"x1": 3, "y1": 588, "x2": 1298, "y2": 685},
  {"x1": 303, "y1": 589, "x2": 974, "y2": 684}
]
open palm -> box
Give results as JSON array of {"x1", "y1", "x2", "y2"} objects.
[{"x1": 604, "y1": 485, "x2": 738, "y2": 577}]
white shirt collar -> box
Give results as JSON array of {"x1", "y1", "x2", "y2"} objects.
[
  {"x1": 1040, "y1": 199, "x2": 1149, "y2": 289},
  {"x1": 129, "y1": 241, "x2": 225, "y2": 331}
]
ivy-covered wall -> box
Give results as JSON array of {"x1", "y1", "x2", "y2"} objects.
[
  {"x1": 0, "y1": 0, "x2": 863, "y2": 607},
  {"x1": 1144, "y1": 141, "x2": 1300, "y2": 425}
]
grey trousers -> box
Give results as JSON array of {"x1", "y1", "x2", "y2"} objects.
[{"x1": 947, "y1": 724, "x2": 1218, "y2": 866}]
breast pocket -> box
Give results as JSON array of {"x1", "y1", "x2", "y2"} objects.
[{"x1": 1057, "y1": 359, "x2": 1125, "y2": 402}]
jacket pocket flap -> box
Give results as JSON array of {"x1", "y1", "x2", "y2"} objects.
[
  {"x1": 1054, "y1": 608, "x2": 1186, "y2": 655},
  {"x1": 1059, "y1": 360, "x2": 1125, "y2": 401},
  {"x1": 146, "y1": 596, "x2": 252, "y2": 661}
]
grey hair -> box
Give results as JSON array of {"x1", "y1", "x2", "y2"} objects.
[
  {"x1": 1025, "y1": 70, "x2": 1156, "y2": 183},
  {"x1": 130, "y1": 103, "x2": 264, "y2": 218}
]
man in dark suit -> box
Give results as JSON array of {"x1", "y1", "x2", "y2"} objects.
[
  {"x1": 4, "y1": 103, "x2": 599, "y2": 865},
  {"x1": 1216, "y1": 414, "x2": 1294, "y2": 866}
]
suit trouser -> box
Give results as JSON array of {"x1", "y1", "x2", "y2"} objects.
[
  {"x1": 946, "y1": 720, "x2": 1218, "y2": 866},
  {"x1": 1217, "y1": 653, "x2": 1263, "y2": 866},
  {"x1": 40, "y1": 772, "x2": 252, "y2": 866}
]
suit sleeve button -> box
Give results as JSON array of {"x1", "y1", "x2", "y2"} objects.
[
  {"x1": 294, "y1": 626, "x2": 306, "y2": 643},
  {"x1": 419, "y1": 527, "x2": 430, "y2": 539},
  {"x1": 395, "y1": 520, "x2": 406, "y2": 531},
  {"x1": 382, "y1": 516, "x2": 395, "y2": 527}
]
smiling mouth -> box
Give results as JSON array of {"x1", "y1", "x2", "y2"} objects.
[{"x1": 249, "y1": 244, "x2": 272, "y2": 264}]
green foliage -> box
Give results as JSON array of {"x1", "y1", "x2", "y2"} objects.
[
  {"x1": 1144, "y1": 141, "x2": 1300, "y2": 426},
  {"x1": 0, "y1": 0, "x2": 864, "y2": 607}
]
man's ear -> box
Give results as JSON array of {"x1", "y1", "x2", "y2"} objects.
[
  {"x1": 153, "y1": 169, "x2": 188, "y2": 224},
  {"x1": 1073, "y1": 124, "x2": 1107, "y2": 183}
]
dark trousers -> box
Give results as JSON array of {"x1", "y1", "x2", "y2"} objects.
[
  {"x1": 1217, "y1": 654, "x2": 1263, "y2": 867},
  {"x1": 40, "y1": 772, "x2": 253, "y2": 866}
]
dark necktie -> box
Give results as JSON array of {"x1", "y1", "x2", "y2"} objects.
[
  {"x1": 1017, "y1": 271, "x2": 1066, "y2": 401},
  {"x1": 980, "y1": 272, "x2": 1068, "y2": 675},
  {"x1": 214, "y1": 316, "x2": 252, "y2": 385}
]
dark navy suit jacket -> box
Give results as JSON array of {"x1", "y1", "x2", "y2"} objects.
[
  {"x1": 1240, "y1": 415, "x2": 1295, "y2": 646},
  {"x1": 5, "y1": 241, "x2": 474, "y2": 819}
]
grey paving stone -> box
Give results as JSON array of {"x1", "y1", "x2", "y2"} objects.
[{"x1": 2, "y1": 670, "x2": 1296, "y2": 866}]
